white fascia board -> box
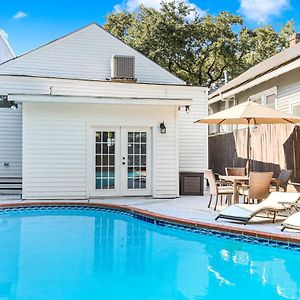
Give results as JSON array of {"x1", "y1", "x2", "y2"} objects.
[
  {"x1": 208, "y1": 57, "x2": 300, "y2": 104},
  {"x1": 8, "y1": 94, "x2": 193, "y2": 106},
  {"x1": 0, "y1": 75, "x2": 207, "y2": 99}
]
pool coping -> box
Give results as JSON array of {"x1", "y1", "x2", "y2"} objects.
[{"x1": 1, "y1": 201, "x2": 300, "y2": 248}]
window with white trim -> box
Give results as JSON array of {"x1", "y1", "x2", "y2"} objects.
[
  {"x1": 291, "y1": 102, "x2": 300, "y2": 117},
  {"x1": 252, "y1": 97, "x2": 262, "y2": 104},
  {"x1": 265, "y1": 93, "x2": 276, "y2": 108},
  {"x1": 208, "y1": 106, "x2": 220, "y2": 135},
  {"x1": 0, "y1": 96, "x2": 10, "y2": 108},
  {"x1": 249, "y1": 87, "x2": 277, "y2": 109}
]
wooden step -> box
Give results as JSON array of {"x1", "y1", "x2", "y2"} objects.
[
  {"x1": 0, "y1": 184, "x2": 22, "y2": 189},
  {"x1": 0, "y1": 190, "x2": 22, "y2": 195},
  {"x1": 0, "y1": 177, "x2": 22, "y2": 195},
  {"x1": 0, "y1": 177, "x2": 22, "y2": 184}
]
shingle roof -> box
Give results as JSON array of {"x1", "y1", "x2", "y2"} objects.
[{"x1": 209, "y1": 42, "x2": 300, "y2": 100}]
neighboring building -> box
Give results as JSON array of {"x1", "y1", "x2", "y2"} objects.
[
  {"x1": 208, "y1": 36, "x2": 300, "y2": 184},
  {"x1": 0, "y1": 23, "x2": 208, "y2": 199},
  {"x1": 209, "y1": 34, "x2": 300, "y2": 135},
  {"x1": 0, "y1": 31, "x2": 21, "y2": 190},
  {"x1": 0, "y1": 30, "x2": 15, "y2": 64}
]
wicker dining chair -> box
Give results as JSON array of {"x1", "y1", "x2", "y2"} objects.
[
  {"x1": 204, "y1": 169, "x2": 234, "y2": 211},
  {"x1": 270, "y1": 170, "x2": 293, "y2": 192},
  {"x1": 239, "y1": 171, "x2": 273, "y2": 204},
  {"x1": 225, "y1": 167, "x2": 246, "y2": 176}
]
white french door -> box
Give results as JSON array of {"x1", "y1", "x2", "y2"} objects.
[
  {"x1": 93, "y1": 128, "x2": 121, "y2": 196},
  {"x1": 121, "y1": 128, "x2": 151, "y2": 196},
  {"x1": 91, "y1": 127, "x2": 151, "y2": 197}
]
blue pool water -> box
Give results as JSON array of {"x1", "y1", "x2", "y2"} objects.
[{"x1": 0, "y1": 208, "x2": 299, "y2": 300}]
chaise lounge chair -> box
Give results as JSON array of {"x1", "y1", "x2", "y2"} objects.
[
  {"x1": 281, "y1": 211, "x2": 300, "y2": 232},
  {"x1": 215, "y1": 192, "x2": 300, "y2": 225}
]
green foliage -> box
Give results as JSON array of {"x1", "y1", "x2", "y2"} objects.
[{"x1": 104, "y1": 1, "x2": 294, "y2": 87}]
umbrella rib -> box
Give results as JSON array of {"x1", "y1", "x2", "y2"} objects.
[
  {"x1": 218, "y1": 119, "x2": 226, "y2": 124},
  {"x1": 282, "y1": 118, "x2": 294, "y2": 124}
]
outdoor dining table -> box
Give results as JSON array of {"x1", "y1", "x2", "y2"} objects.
[{"x1": 219, "y1": 175, "x2": 281, "y2": 204}]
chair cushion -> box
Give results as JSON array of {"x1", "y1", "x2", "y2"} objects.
[
  {"x1": 238, "y1": 187, "x2": 249, "y2": 196},
  {"x1": 217, "y1": 186, "x2": 234, "y2": 194},
  {"x1": 269, "y1": 186, "x2": 285, "y2": 192}
]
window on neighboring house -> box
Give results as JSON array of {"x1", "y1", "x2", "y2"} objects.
[
  {"x1": 208, "y1": 107, "x2": 221, "y2": 135},
  {"x1": 252, "y1": 97, "x2": 262, "y2": 104},
  {"x1": 291, "y1": 102, "x2": 300, "y2": 117},
  {"x1": 250, "y1": 88, "x2": 277, "y2": 109},
  {"x1": 265, "y1": 93, "x2": 276, "y2": 108},
  {"x1": 0, "y1": 96, "x2": 10, "y2": 108},
  {"x1": 208, "y1": 124, "x2": 219, "y2": 135}
]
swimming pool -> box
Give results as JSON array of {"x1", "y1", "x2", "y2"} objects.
[{"x1": 0, "y1": 207, "x2": 299, "y2": 300}]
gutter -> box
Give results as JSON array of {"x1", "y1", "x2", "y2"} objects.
[
  {"x1": 8, "y1": 93, "x2": 193, "y2": 106},
  {"x1": 209, "y1": 55, "x2": 300, "y2": 104}
]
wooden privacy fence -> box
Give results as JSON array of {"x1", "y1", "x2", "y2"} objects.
[{"x1": 208, "y1": 124, "x2": 300, "y2": 182}]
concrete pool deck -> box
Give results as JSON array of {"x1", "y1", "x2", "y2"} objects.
[{"x1": 0, "y1": 192, "x2": 300, "y2": 244}]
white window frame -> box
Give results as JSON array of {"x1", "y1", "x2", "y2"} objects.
[
  {"x1": 289, "y1": 99, "x2": 300, "y2": 116},
  {"x1": 208, "y1": 106, "x2": 220, "y2": 135},
  {"x1": 249, "y1": 87, "x2": 278, "y2": 109}
]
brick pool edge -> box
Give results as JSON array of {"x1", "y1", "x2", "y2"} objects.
[{"x1": 0, "y1": 201, "x2": 299, "y2": 247}]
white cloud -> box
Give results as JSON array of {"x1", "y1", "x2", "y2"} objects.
[
  {"x1": 114, "y1": 0, "x2": 206, "y2": 19},
  {"x1": 13, "y1": 11, "x2": 28, "y2": 20},
  {"x1": 239, "y1": 0, "x2": 290, "y2": 23}
]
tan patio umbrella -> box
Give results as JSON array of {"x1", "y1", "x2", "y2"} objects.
[{"x1": 195, "y1": 100, "x2": 300, "y2": 172}]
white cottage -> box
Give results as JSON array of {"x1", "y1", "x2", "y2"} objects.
[{"x1": 0, "y1": 23, "x2": 207, "y2": 200}]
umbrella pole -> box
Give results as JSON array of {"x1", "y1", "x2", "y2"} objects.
[{"x1": 246, "y1": 119, "x2": 250, "y2": 175}]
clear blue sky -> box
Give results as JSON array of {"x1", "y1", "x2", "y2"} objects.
[{"x1": 1, "y1": 0, "x2": 299, "y2": 55}]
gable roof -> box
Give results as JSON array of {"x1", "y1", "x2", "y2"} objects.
[
  {"x1": 0, "y1": 31, "x2": 15, "y2": 63},
  {"x1": 0, "y1": 23, "x2": 184, "y2": 85},
  {"x1": 209, "y1": 42, "x2": 300, "y2": 101}
]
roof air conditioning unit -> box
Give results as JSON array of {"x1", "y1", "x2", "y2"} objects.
[{"x1": 111, "y1": 55, "x2": 136, "y2": 81}]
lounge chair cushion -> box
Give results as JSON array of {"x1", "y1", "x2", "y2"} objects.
[
  {"x1": 218, "y1": 204, "x2": 257, "y2": 220},
  {"x1": 217, "y1": 192, "x2": 300, "y2": 223},
  {"x1": 269, "y1": 186, "x2": 285, "y2": 192},
  {"x1": 282, "y1": 212, "x2": 300, "y2": 230}
]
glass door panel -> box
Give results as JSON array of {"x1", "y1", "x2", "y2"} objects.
[
  {"x1": 95, "y1": 131, "x2": 116, "y2": 190},
  {"x1": 127, "y1": 131, "x2": 147, "y2": 190}
]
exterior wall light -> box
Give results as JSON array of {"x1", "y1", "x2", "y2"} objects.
[
  {"x1": 10, "y1": 101, "x2": 18, "y2": 110},
  {"x1": 0, "y1": 96, "x2": 18, "y2": 110},
  {"x1": 160, "y1": 122, "x2": 167, "y2": 134}
]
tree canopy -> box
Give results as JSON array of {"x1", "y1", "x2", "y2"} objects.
[{"x1": 104, "y1": 1, "x2": 294, "y2": 88}]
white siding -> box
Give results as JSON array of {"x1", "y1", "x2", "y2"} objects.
[
  {"x1": 0, "y1": 24, "x2": 183, "y2": 85},
  {"x1": 234, "y1": 68, "x2": 300, "y2": 114},
  {"x1": 276, "y1": 69, "x2": 300, "y2": 113},
  {"x1": 22, "y1": 102, "x2": 178, "y2": 200},
  {"x1": 178, "y1": 90, "x2": 208, "y2": 172},
  {"x1": 211, "y1": 68, "x2": 300, "y2": 116},
  {"x1": 0, "y1": 107, "x2": 22, "y2": 177}
]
